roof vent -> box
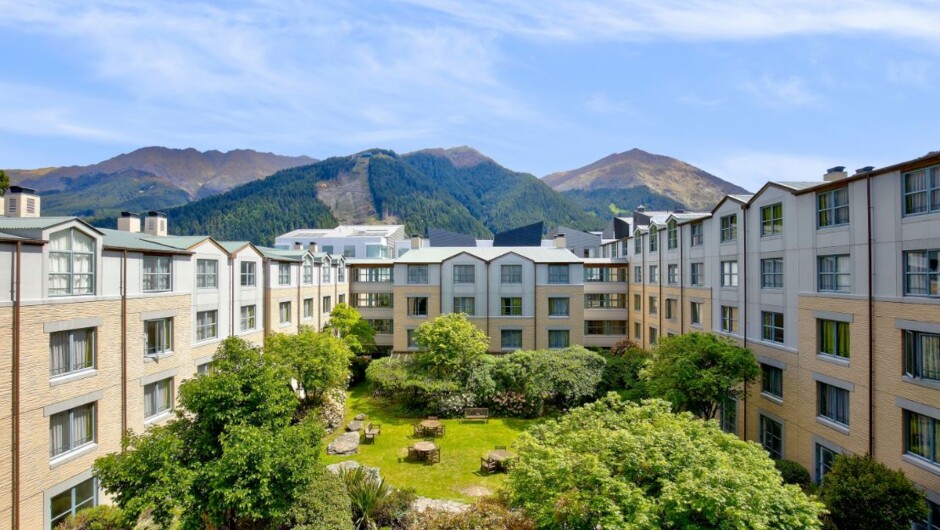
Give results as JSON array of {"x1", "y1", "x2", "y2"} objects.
[
  {"x1": 855, "y1": 166, "x2": 875, "y2": 175},
  {"x1": 5, "y1": 186, "x2": 41, "y2": 218},
  {"x1": 553, "y1": 233, "x2": 567, "y2": 249},
  {"x1": 824, "y1": 166, "x2": 849, "y2": 182},
  {"x1": 117, "y1": 211, "x2": 141, "y2": 233},
  {"x1": 673, "y1": 208, "x2": 685, "y2": 214},
  {"x1": 143, "y1": 211, "x2": 168, "y2": 237},
  {"x1": 635, "y1": 205, "x2": 646, "y2": 213}
]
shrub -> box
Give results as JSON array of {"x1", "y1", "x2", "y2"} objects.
[
  {"x1": 286, "y1": 469, "x2": 354, "y2": 530},
  {"x1": 340, "y1": 466, "x2": 415, "y2": 530},
  {"x1": 55, "y1": 505, "x2": 125, "y2": 530},
  {"x1": 597, "y1": 340, "x2": 650, "y2": 399},
  {"x1": 409, "y1": 497, "x2": 535, "y2": 530},
  {"x1": 820, "y1": 454, "x2": 926, "y2": 530},
  {"x1": 366, "y1": 357, "x2": 465, "y2": 416},
  {"x1": 491, "y1": 347, "x2": 606, "y2": 416},
  {"x1": 775, "y1": 459, "x2": 812, "y2": 491},
  {"x1": 349, "y1": 355, "x2": 373, "y2": 386}
]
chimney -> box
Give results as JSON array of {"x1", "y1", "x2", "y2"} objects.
[
  {"x1": 117, "y1": 211, "x2": 141, "y2": 233},
  {"x1": 5, "y1": 186, "x2": 41, "y2": 218},
  {"x1": 308, "y1": 242, "x2": 319, "y2": 253},
  {"x1": 143, "y1": 211, "x2": 168, "y2": 237},
  {"x1": 823, "y1": 166, "x2": 848, "y2": 182},
  {"x1": 635, "y1": 205, "x2": 646, "y2": 213},
  {"x1": 855, "y1": 166, "x2": 875, "y2": 175},
  {"x1": 554, "y1": 233, "x2": 567, "y2": 249},
  {"x1": 410, "y1": 234, "x2": 423, "y2": 249},
  {"x1": 293, "y1": 241, "x2": 303, "y2": 250}
]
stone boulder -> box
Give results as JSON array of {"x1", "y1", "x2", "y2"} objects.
[
  {"x1": 354, "y1": 413, "x2": 367, "y2": 421},
  {"x1": 412, "y1": 497, "x2": 470, "y2": 514},
  {"x1": 327, "y1": 432, "x2": 360, "y2": 455},
  {"x1": 326, "y1": 460, "x2": 381, "y2": 482},
  {"x1": 346, "y1": 420, "x2": 363, "y2": 432}
]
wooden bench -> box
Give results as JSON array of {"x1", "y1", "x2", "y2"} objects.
[
  {"x1": 464, "y1": 408, "x2": 489, "y2": 423},
  {"x1": 364, "y1": 422, "x2": 381, "y2": 444}
]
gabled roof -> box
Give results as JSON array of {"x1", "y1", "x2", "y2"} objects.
[
  {"x1": 710, "y1": 194, "x2": 753, "y2": 215},
  {"x1": 0, "y1": 216, "x2": 99, "y2": 232},
  {"x1": 396, "y1": 246, "x2": 581, "y2": 264},
  {"x1": 667, "y1": 212, "x2": 712, "y2": 226},
  {"x1": 98, "y1": 228, "x2": 192, "y2": 254},
  {"x1": 256, "y1": 246, "x2": 305, "y2": 262}
]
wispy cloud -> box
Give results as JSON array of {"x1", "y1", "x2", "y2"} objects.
[
  {"x1": 740, "y1": 74, "x2": 821, "y2": 109},
  {"x1": 887, "y1": 60, "x2": 932, "y2": 88}
]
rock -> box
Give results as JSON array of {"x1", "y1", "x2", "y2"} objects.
[
  {"x1": 412, "y1": 497, "x2": 470, "y2": 514},
  {"x1": 326, "y1": 460, "x2": 381, "y2": 482},
  {"x1": 354, "y1": 413, "x2": 366, "y2": 421},
  {"x1": 346, "y1": 420, "x2": 363, "y2": 432},
  {"x1": 327, "y1": 432, "x2": 360, "y2": 455},
  {"x1": 318, "y1": 388, "x2": 347, "y2": 434}
]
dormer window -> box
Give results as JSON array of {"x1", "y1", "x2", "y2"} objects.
[
  {"x1": 667, "y1": 221, "x2": 677, "y2": 250},
  {"x1": 49, "y1": 228, "x2": 95, "y2": 296},
  {"x1": 649, "y1": 227, "x2": 658, "y2": 253}
]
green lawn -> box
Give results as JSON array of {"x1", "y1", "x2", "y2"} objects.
[{"x1": 323, "y1": 385, "x2": 540, "y2": 502}]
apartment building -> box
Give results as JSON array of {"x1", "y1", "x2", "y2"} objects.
[{"x1": 274, "y1": 225, "x2": 406, "y2": 258}]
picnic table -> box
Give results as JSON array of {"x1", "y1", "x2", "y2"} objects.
[
  {"x1": 415, "y1": 419, "x2": 445, "y2": 437},
  {"x1": 483, "y1": 448, "x2": 516, "y2": 472},
  {"x1": 411, "y1": 440, "x2": 440, "y2": 464}
]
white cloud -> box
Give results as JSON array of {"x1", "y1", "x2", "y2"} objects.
[{"x1": 740, "y1": 74, "x2": 821, "y2": 109}]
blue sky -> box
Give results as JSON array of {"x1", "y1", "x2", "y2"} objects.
[{"x1": 1, "y1": 0, "x2": 939, "y2": 191}]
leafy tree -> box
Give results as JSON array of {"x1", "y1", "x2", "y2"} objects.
[
  {"x1": 94, "y1": 337, "x2": 327, "y2": 530},
  {"x1": 775, "y1": 459, "x2": 812, "y2": 491},
  {"x1": 413, "y1": 313, "x2": 489, "y2": 379},
  {"x1": 0, "y1": 169, "x2": 8, "y2": 196},
  {"x1": 325, "y1": 303, "x2": 376, "y2": 354},
  {"x1": 265, "y1": 327, "x2": 352, "y2": 403},
  {"x1": 54, "y1": 505, "x2": 126, "y2": 530},
  {"x1": 597, "y1": 339, "x2": 650, "y2": 399},
  {"x1": 642, "y1": 332, "x2": 759, "y2": 419},
  {"x1": 820, "y1": 454, "x2": 926, "y2": 530},
  {"x1": 492, "y1": 347, "x2": 606, "y2": 415},
  {"x1": 508, "y1": 394, "x2": 824, "y2": 530}
]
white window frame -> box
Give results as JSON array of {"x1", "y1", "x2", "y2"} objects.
[{"x1": 196, "y1": 259, "x2": 218, "y2": 289}]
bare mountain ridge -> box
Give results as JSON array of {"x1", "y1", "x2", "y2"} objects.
[
  {"x1": 7, "y1": 146, "x2": 317, "y2": 199},
  {"x1": 543, "y1": 148, "x2": 748, "y2": 211}
]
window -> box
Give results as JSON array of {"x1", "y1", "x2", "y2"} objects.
[
  {"x1": 905, "y1": 250, "x2": 940, "y2": 296},
  {"x1": 721, "y1": 261, "x2": 738, "y2": 287},
  {"x1": 195, "y1": 310, "x2": 218, "y2": 342},
  {"x1": 720, "y1": 214, "x2": 737, "y2": 242},
  {"x1": 197, "y1": 361, "x2": 215, "y2": 376},
  {"x1": 501, "y1": 264, "x2": 522, "y2": 284},
  {"x1": 584, "y1": 267, "x2": 605, "y2": 282},
  {"x1": 761, "y1": 364, "x2": 783, "y2": 398},
  {"x1": 548, "y1": 330, "x2": 569, "y2": 349},
  {"x1": 584, "y1": 320, "x2": 627, "y2": 335},
  {"x1": 760, "y1": 415, "x2": 783, "y2": 459},
  {"x1": 903, "y1": 166, "x2": 940, "y2": 215},
  {"x1": 322, "y1": 296, "x2": 332, "y2": 314},
  {"x1": 761, "y1": 258, "x2": 784, "y2": 288},
  {"x1": 690, "y1": 302, "x2": 702, "y2": 325},
  {"x1": 322, "y1": 265, "x2": 331, "y2": 283},
  {"x1": 240, "y1": 305, "x2": 256, "y2": 331},
  {"x1": 585, "y1": 293, "x2": 626, "y2": 309},
  {"x1": 501, "y1": 330, "x2": 522, "y2": 349},
  {"x1": 454, "y1": 297, "x2": 475, "y2": 315},
  {"x1": 303, "y1": 298, "x2": 313, "y2": 319},
  {"x1": 240, "y1": 261, "x2": 256, "y2": 286},
  {"x1": 633, "y1": 266, "x2": 642, "y2": 283},
  {"x1": 667, "y1": 264, "x2": 678, "y2": 285},
  {"x1": 356, "y1": 267, "x2": 392, "y2": 282},
  {"x1": 649, "y1": 227, "x2": 658, "y2": 252},
  {"x1": 761, "y1": 312, "x2": 785, "y2": 343},
  {"x1": 819, "y1": 320, "x2": 850, "y2": 359},
  {"x1": 196, "y1": 259, "x2": 218, "y2": 289},
  {"x1": 278, "y1": 263, "x2": 291, "y2": 285},
  {"x1": 818, "y1": 383, "x2": 849, "y2": 426},
  {"x1": 144, "y1": 378, "x2": 173, "y2": 419},
  {"x1": 407, "y1": 265, "x2": 428, "y2": 284},
  {"x1": 353, "y1": 293, "x2": 393, "y2": 308},
  {"x1": 720, "y1": 305, "x2": 737, "y2": 333},
  {"x1": 366, "y1": 244, "x2": 386, "y2": 258},
  {"x1": 815, "y1": 444, "x2": 837, "y2": 484},
  {"x1": 142, "y1": 256, "x2": 172, "y2": 292},
  {"x1": 904, "y1": 330, "x2": 940, "y2": 381},
  {"x1": 649, "y1": 327, "x2": 658, "y2": 345},
  {"x1": 634, "y1": 294, "x2": 642, "y2": 311},
  {"x1": 50, "y1": 478, "x2": 98, "y2": 528},
  {"x1": 145, "y1": 318, "x2": 172, "y2": 356},
  {"x1": 818, "y1": 187, "x2": 849, "y2": 227},
  {"x1": 667, "y1": 221, "x2": 678, "y2": 249},
  {"x1": 690, "y1": 262, "x2": 704, "y2": 286},
  {"x1": 665, "y1": 299, "x2": 676, "y2": 319},
  {"x1": 634, "y1": 322, "x2": 642, "y2": 341},
  {"x1": 407, "y1": 329, "x2": 418, "y2": 349},
  {"x1": 634, "y1": 236, "x2": 642, "y2": 254},
  {"x1": 649, "y1": 265, "x2": 658, "y2": 284},
  {"x1": 548, "y1": 265, "x2": 569, "y2": 284},
  {"x1": 343, "y1": 245, "x2": 356, "y2": 257},
  {"x1": 322, "y1": 245, "x2": 334, "y2": 254},
  {"x1": 905, "y1": 410, "x2": 940, "y2": 466},
  {"x1": 366, "y1": 319, "x2": 394, "y2": 334},
  {"x1": 915, "y1": 500, "x2": 940, "y2": 530},
  {"x1": 279, "y1": 301, "x2": 292, "y2": 324},
  {"x1": 501, "y1": 297, "x2": 522, "y2": 316},
  {"x1": 548, "y1": 297, "x2": 569, "y2": 317},
  {"x1": 720, "y1": 397, "x2": 737, "y2": 435},
  {"x1": 339, "y1": 294, "x2": 345, "y2": 304},
  {"x1": 50, "y1": 328, "x2": 95, "y2": 377},
  {"x1": 454, "y1": 264, "x2": 475, "y2": 284},
  {"x1": 337, "y1": 265, "x2": 345, "y2": 283},
  {"x1": 303, "y1": 259, "x2": 313, "y2": 284},
  {"x1": 818, "y1": 255, "x2": 850, "y2": 292},
  {"x1": 49, "y1": 228, "x2": 95, "y2": 296},
  {"x1": 690, "y1": 222, "x2": 704, "y2": 246},
  {"x1": 49, "y1": 403, "x2": 95, "y2": 458},
  {"x1": 760, "y1": 203, "x2": 783, "y2": 236},
  {"x1": 407, "y1": 297, "x2": 428, "y2": 317}
]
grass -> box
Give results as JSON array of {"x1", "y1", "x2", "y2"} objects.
[{"x1": 323, "y1": 385, "x2": 541, "y2": 502}]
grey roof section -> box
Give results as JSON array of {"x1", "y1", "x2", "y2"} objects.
[
  {"x1": 773, "y1": 181, "x2": 823, "y2": 191},
  {"x1": 99, "y1": 229, "x2": 194, "y2": 253},
  {"x1": 547, "y1": 225, "x2": 602, "y2": 256},
  {"x1": 0, "y1": 216, "x2": 85, "y2": 231},
  {"x1": 346, "y1": 258, "x2": 394, "y2": 266},
  {"x1": 217, "y1": 241, "x2": 252, "y2": 254},
  {"x1": 728, "y1": 194, "x2": 754, "y2": 203},
  {"x1": 256, "y1": 246, "x2": 305, "y2": 262},
  {"x1": 428, "y1": 227, "x2": 476, "y2": 247},
  {"x1": 396, "y1": 246, "x2": 581, "y2": 264},
  {"x1": 493, "y1": 222, "x2": 543, "y2": 247}
]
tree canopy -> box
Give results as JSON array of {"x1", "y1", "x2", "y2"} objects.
[
  {"x1": 507, "y1": 394, "x2": 824, "y2": 530},
  {"x1": 265, "y1": 327, "x2": 352, "y2": 403},
  {"x1": 820, "y1": 454, "x2": 926, "y2": 530},
  {"x1": 325, "y1": 303, "x2": 376, "y2": 354},
  {"x1": 643, "y1": 332, "x2": 759, "y2": 419},
  {"x1": 413, "y1": 313, "x2": 489, "y2": 379},
  {"x1": 0, "y1": 169, "x2": 8, "y2": 196}
]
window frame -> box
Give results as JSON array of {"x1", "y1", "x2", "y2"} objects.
[
  {"x1": 903, "y1": 166, "x2": 940, "y2": 216},
  {"x1": 407, "y1": 296, "x2": 428, "y2": 317},
  {"x1": 905, "y1": 409, "x2": 940, "y2": 467},
  {"x1": 667, "y1": 221, "x2": 678, "y2": 250},
  {"x1": 50, "y1": 328, "x2": 96, "y2": 378},
  {"x1": 196, "y1": 259, "x2": 218, "y2": 289},
  {"x1": 50, "y1": 478, "x2": 98, "y2": 528},
  {"x1": 719, "y1": 214, "x2": 737, "y2": 243},
  {"x1": 904, "y1": 330, "x2": 940, "y2": 382},
  {"x1": 144, "y1": 377, "x2": 173, "y2": 419},
  {"x1": 500, "y1": 297, "x2": 523, "y2": 316},
  {"x1": 278, "y1": 263, "x2": 291, "y2": 286},
  {"x1": 720, "y1": 260, "x2": 738, "y2": 287},
  {"x1": 690, "y1": 302, "x2": 702, "y2": 326},
  {"x1": 690, "y1": 262, "x2": 704, "y2": 286},
  {"x1": 818, "y1": 255, "x2": 851, "y2": 293},
  {"x1": 547, "y1": 264, "x2": 569, "y2": 284},
  {"x1": 501, "y1": 329, "x2": 523, "y2": 350},
  {"x1": 761, "y1": 363, "x2": 783, "y2": 399},
  {"x1": 453, "y1": 264, "x2": 476, "y2": 284},
  {"x1": 240, "y1": 261, "x2": 256, "y2": 287},
  {"x1": 905, "y1": 250, "x2": 940, "y2": 297},
  {"x1": 407, "y1": 264, "x2": 429, "y2": 284},
  {"x1": 195, "y1": 310, "x2": 218, "y2": 342},
  {"x1": 667, "y1": 264, "x2": 678, "y2": 285},
  {"x1": 819, "y1": 319, "x2": 850, "y2": 359},
  {"x1": 303, "y1": 298, "x2": 314, "y2": 319},
  {"x1": 817, "y1": 382, "x2": 850, "y2": 426},
  {"x1": 548, "y1": 329, "x2": 570, "y2": 349},
  {"x1": 453, "y1": 296, "x2": 476, "y2": 315},
  {"x1": 48, "y1": 228, "x2": 96, "y2": 296},
  {"x1": 500, "y1": 264, "x2": 523, "y2": 284},
  {"x1": 690, "y1": 222, "x2": 704, "y2": 247},
  {"x1": 279, "y1": 301, "x2": 292, "y2": 324},
  {"x1": 761, "y1": 311, "x2": 785, "y2": 344},
  {"x1": 817, "y1": 187, "x2": 850, "y2": 228},
  {"x1": 144, "y1": 318, "x2": 173, "y2": 356},
  {"x1": 240, "y1": 305, "x2": 256, "y2": 331},
  {"x1": 49, "y1": 402, "x2": 96, "y2": 459},
  {"x1": 760, "y1": 414, "x2": 784, "y2": 459},
  {"x1": 760, "y1": 258, "x2": 784, "y2": 289},
  {"x1": 142, "y1": 255, "x2": 172, "y2": 293},
  {"x1": 720, "y1": 305, "x2": 737, "y2": 333},
  {"x1": 548, "y1": 297, "x2": 570, "y2": 317},
  {"x1": 760, "y1": 203, "x2": 783, "y2": 237}
]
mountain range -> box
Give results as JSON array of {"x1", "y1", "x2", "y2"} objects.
[{"x1": 5, "y1": 145, "x2": 747, "y2": 245}]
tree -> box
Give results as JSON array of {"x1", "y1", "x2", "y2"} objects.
[
  {"x1": 94, "y1": 337, "x2": 327, "y2": 529},
  {"x1": 642, "y1": 332, "x2": 759, "y2": 419},
  {"x1": 413, "y1": 313, "x2": 489, "y2": 378},
  {"x1": 597, "y1": 339, "x2": 651, "y2": 399},
  {"x1": 0, "y1": 169, "x2": 8, "y2": 196},
  {"x1": 266, "y1": 327, "x2": 352, "y2": 403},
  {"x1": 508, "y1": 395, "x2": 824, "y2": 530},
  {"x1": 820, "y1": 454, "x2": 926, "y2": 530},
  {"x1": 325, "y1": 303, "x2": 376, "y2": 354}
]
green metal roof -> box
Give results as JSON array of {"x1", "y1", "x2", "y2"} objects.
[
  {"x1": 0, "y1": 216, "x2": 80, "y2": 231},
  {"x1": 395, "y1": 247, "x2": 581, "y2": 264},
  {"x1": 217, "y1": 241, "x2": 252, "y2": 253},
  {"x1": 99, "y1": 228, "x2": 193, "y2": 253}
]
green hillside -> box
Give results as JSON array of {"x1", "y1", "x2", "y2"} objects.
[
  {"x1": 561, "y1": 186, "x2": 687, "y2": 221},
  {"x1": 43, "y1": 170, "x2": 190, "y2": 223}
]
